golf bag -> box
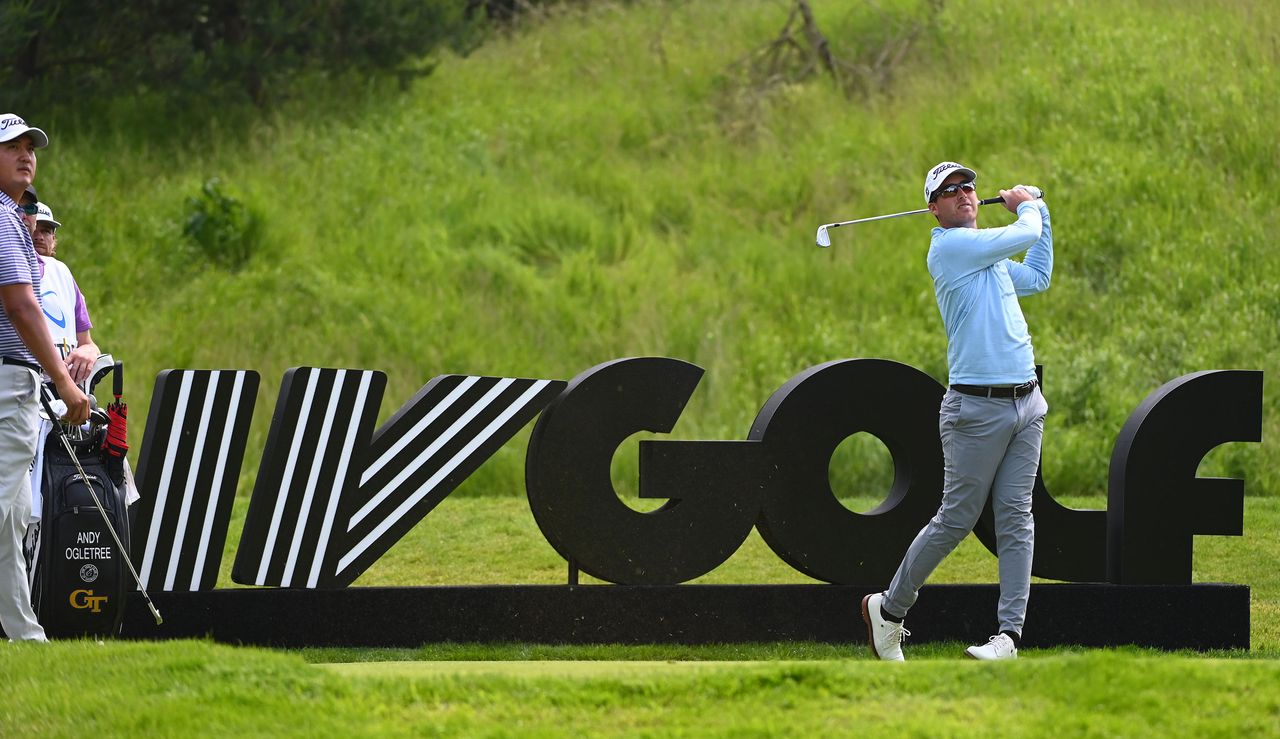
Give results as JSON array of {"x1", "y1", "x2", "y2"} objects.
[{"x1": 25, "y1": 370, "x2": 131, "y2": 638}]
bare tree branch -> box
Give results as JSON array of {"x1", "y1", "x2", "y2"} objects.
[{"x1": 726, "y1": 0, "x2": 945, "y2": 101}]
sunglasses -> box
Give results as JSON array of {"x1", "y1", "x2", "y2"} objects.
[
  {"x1": 18, "y1": 203, "x2": 38, "y2": 215},
  {"x1": 932, "y1": 181, "x2": 976, "y2": 201}
]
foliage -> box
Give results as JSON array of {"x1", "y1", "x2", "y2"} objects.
[
  {"x1": 466, "y1": 0, "x2": 586, "y2": 22},
  {"x1": 1, "y1": 0, "x2": 480, "y2": 107},
  {"x1": 29, "y1": 0, "x2": 1280, "y2": 511},
  {"x1": 182, "y1": 178, "x2": 261, "y2": 271}
]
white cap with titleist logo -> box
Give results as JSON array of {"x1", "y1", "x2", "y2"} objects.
[
  {"x1": 35, "y1": 202, "x2": 60, "y2": 228},
  {"x1": 0, "y1": 114, "x2": 49, "y2": 148},
  {"x1": 923, "y1": 161, "x2": 977, "y2": 205}
]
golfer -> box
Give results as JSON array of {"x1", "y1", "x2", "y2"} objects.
[
  {"x1": 0, "y1": 113, "x2": 89, "y2": 641},
  {"x1": 862, "y1": 161, "x2": 1052, "y2": 661}
]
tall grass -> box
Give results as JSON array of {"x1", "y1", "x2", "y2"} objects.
[{"x1": 27, "y1": 0, "x2": 1279, "y2": 506}]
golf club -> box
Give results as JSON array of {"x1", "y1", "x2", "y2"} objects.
[
  {"x1": 815, "y1": 186, "x2": 1043, "y2": 247},
  {"x1": 39, "y1": 388, "x2": 163, "y2": 626}
]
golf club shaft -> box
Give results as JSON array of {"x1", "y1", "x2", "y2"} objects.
[
  {"x1": 827, "y1": 196, "x2": 1004, "y2": 230},
  {"x1": 39, "y1": 390, "x2": 163, "y2": 626}
]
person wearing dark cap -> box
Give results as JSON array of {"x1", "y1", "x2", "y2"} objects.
[
  {"x1": 862, "y1": 161, "x2": 1052, "y2": 662},
  {"x1": 0, "y1": 113, "x2": 90, "y2": 641},
  {"x1": 18, "y1": 185, "x2": 38, "y2": 235}
]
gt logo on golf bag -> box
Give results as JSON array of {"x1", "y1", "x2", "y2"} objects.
[{"x1": 69, "y1": 589, "x2": 108, "y2": 613}]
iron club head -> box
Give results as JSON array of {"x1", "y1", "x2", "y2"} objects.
[{"x1": 815, "y1": 224, "x2": 831, "y2": 248}]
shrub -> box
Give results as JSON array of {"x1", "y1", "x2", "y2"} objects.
[{"x1": 182, "y1": 178, "x2": 261, "y2": 271}]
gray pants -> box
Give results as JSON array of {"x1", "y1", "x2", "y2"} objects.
[
  {"x1": 0, "y1": 365, "x2": 45, "y2": 641},
  {"x1": 884, "y1": 386, "x2": 1047, "y2": 635}
]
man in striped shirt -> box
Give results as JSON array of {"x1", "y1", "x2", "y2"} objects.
[{"x1": 0, "y1": 114, "x2": 89, "y2": 641}]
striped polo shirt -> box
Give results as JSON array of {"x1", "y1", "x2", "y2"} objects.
[{"x1": 0, "y1": 191, "x2": 41, "y2": 365}]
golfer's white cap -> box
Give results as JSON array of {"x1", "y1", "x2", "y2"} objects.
[
  {"x1": 924, "y1": 161, "x2": 977, "y2": 205},
  {"x1": 35, "y1": 202, "x2": 60, "y2": 229},
  {"x1": 0, "y1": 114, "x2": 49, "y2": 148}
]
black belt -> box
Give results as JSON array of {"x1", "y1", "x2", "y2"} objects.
[
  {"x1": 950, "y1": 379, "x2": 1038, "y2": 399},
  {"x1": 1, "y1": 356, "x2": 40, "y2": 373}
]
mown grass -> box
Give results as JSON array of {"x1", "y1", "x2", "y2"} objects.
[
  {"x1": 29, "y1": 0, "x2": 1279, "y2": 503},
  {"x1": 2, "y1": 641, "x2": 1279, "y2": 737}
]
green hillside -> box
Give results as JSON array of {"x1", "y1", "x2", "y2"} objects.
[{"x1": 30, "y1": 0, "x2": 1278, "y2": 502}]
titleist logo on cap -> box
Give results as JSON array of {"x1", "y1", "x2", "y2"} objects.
[{"x1": 0, "y1": 116, "x2": 27, "y2": 131}]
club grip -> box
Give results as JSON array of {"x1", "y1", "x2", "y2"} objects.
[
  {"x1": 980, "y1": 188, "x2": 1046, "y2": 207},
  {"x1": 113, "y1": 361, "x2": 123, "y2": 397}
]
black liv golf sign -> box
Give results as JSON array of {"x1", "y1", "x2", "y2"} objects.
[{"x1": 119, "y1": 357, "x2": 1260, "y2": 649}]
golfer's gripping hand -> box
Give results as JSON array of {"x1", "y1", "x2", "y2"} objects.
[
  {"x1": 55, "y1": 378, "x2": 90, "y2": 425},
  {"x1": 999, "y1": 187, "x2": 1037, "y2": 214}
]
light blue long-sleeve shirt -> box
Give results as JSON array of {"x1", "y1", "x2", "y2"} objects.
[{"x1": 926, "y1": 200, "x2": 1052, "y2": 386}]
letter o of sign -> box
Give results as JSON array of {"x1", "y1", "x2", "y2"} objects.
[{"x1": 750, "y1": 359, "x2": 946, "y2": 584}]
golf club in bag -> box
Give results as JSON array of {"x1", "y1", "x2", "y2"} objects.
[
  {"x1": 815, "y1": 186, "x2": 1044, "y2": 247},
  {"x1": 26, "y1": 362, "x2": 161, "y2": 636}
]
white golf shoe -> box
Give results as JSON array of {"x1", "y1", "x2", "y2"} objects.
[
  {"x1": 965, "y1": 633, "x2": 1018, "y2": 660},
  {"x1": 860, "y1": 593, "x2": 909, "y2": 661}
]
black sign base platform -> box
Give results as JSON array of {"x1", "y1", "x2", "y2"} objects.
[{"x1": 121, "y1": 583, "x2": 1248, "y2": 651}]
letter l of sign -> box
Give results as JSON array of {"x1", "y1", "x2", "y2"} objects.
[{"x1": 971, "y1": 367, "x2": 1108, "y2": 582}]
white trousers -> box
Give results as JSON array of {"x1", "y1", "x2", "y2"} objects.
[{"x1": 0, "y1": 364, "x2": 46, "y2": 641}]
